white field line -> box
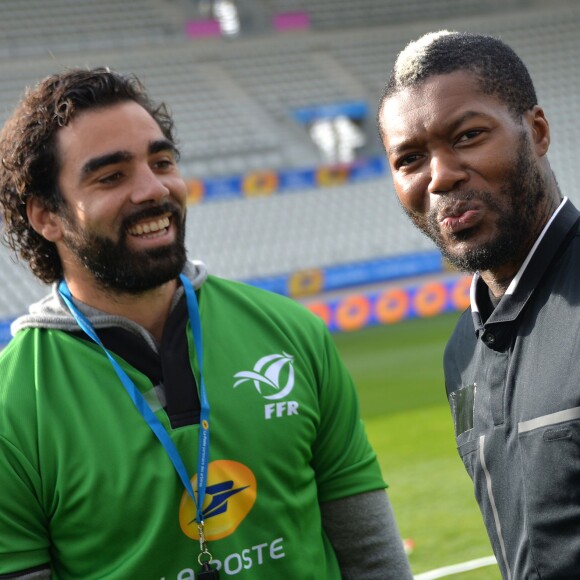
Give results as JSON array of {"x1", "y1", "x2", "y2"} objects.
[{"x1": 414, "y1": 555, "x2": 498, "y2": 579}]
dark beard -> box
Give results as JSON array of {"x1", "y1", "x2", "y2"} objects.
[
  {"x1": 61, "y1": 203, "x2": 187, "y2": 294},
  {"x1": 404, "y1": 132, "x2": 547, "y2": 273}
]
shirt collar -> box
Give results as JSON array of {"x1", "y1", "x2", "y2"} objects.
[
  {"x1": 470, "y1": 197, "x2": 578, "y2": 327},
  {"x1": 504, "y1": 197, "x2": 568, "y2": 295}
]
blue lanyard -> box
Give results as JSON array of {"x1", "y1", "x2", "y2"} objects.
[{"x1": 58, "y1": 274, "x2": 210, "y2": 525}]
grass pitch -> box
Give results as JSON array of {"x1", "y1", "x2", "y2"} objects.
[{"x1": 333, "y1": 313, "x2": 501, "y2": 578}]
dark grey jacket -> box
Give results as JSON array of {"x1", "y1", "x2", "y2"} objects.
[{"x1": 445, "y1": 198, "x2": 580, "y2": 580}]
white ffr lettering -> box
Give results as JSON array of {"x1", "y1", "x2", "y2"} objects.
[{"x1": 264, "y1": 401, "x2": 299, "y2": 419}]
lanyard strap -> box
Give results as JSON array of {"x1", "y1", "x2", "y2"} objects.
[{"x1": 58, "y1": 274, "x2": 210, "y2": 523}]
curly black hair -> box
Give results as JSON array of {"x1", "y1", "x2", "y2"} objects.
[{"x1": 0, "y1": 67, "x2": 176, "y2": 283}]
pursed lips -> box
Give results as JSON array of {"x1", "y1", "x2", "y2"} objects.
[{"x1": 437, "y1": 202, "x2": 481, "y2": 231}]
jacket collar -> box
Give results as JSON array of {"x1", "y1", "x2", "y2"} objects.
[{"x1": 470, "y1": 198, "x2": 580, "y2": 335}]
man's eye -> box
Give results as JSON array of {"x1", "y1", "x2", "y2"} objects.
[
  {"x1": 398, "y1": 154, "x2": 421, "y2": 168},
  {"x1": 154, "y1": 158, "x2": 175, "y2": 170},
  {"x1": 98, "y1": 172, "x2": 123, "y2": 184},
  {"x1": 458, "y1": 130, "x2": 482, "y2": 142}
]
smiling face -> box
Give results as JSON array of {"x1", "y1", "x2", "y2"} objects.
[
  {"x1": 379, "y1": 70, "x2": 555, "y2": 279},
  {"x1": 48, "y1": 100, "x2": 188, "y2": 294}
]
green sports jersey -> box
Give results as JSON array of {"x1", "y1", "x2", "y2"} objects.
[{"x1": 0, "y1": 275, "x2": 385, "y2": 579}]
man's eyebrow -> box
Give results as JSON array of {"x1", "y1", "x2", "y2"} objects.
[
  {"x1": 446, "y1": 110, "x2": 491, "y2": 133},
  {"x1": 149, "y1": 139, "x2": 180, "y2": 158},
  {"x1": 80, "y1": 139, "x2": 179, "y2": 179},
  {"x1": 386, "y1": 110, "x2": 493, "y2": 157},
  {"x1": 81, "y1": 151, "x2": 132, "y2": 178}
]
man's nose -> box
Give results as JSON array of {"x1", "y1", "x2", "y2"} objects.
[
  {"x1": 428, "y1": 151, "x2": 468, "y2": 195},
  {"x1": 130, "y1": 165, "x2": 170, "y2": 204}
]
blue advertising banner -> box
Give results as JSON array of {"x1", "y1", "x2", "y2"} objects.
[
  {"x1": 244, "y1": 251, "x2": 444, "y2": 298},
  {"x1": 292, "y1": 101, "x2": 369, "y2": 123},
  {"x1": 186, "y1": 155, "x2": 390, "y2": 205},
  {"x1": 0, "y1": 320, "x2": 12, "y2": 349},
  {"x1": 277, "y1": 167, "x2": 317, "y2": 192},
  {"x1": 202, "y1": 175, "x2": 243, "y2": 201},
  {"x1": 349, "y1": 157, "x2": 387, "y2": 182}
]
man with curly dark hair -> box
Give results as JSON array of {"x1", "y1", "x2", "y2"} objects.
[
  {"x1": 0, "y1": 68, "x2": 412, "y2": 579},
  {"x1": 0, "y1": 68, "x2": 177, "y2": 286}
]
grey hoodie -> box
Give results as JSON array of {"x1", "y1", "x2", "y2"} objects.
[{"x1": 11, "y1": 260, "x2": 208, "y2": 353}]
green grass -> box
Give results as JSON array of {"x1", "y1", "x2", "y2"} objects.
[
  {"x1": 333, "y1": 314, "x2": 456, "y2": 418},
  {"x1": 333, "y1": 313, "x2": 501, "y2": 579}
]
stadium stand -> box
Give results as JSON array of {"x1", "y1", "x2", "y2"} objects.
[
  {"x1": 255, "y1": 0, "x2": 528, "y2": 30},
  {"x1": 0, "y1": 0, "x2": 579, "y2": 325},
  {"x1": 0, "y1": 0, "x2": 184, "y2": 56},
  {"x1": 185, "y1": 178, "x2": 435, "y2": 281}
]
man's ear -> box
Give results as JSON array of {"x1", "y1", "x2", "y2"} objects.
[
  {"x1": 26, "y1": 197, "x2": 64, "y2": 242},
  {"x1": 527, "y1": 105, "x2": 550, "y2": 157}
]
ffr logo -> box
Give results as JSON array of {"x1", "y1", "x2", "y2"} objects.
[
  {"x1": 264, "y1": 400, "x2": 299, "y2": 420},
  {"x1": 234, "y1": 353, "x2": 300, "y2": 420}
]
